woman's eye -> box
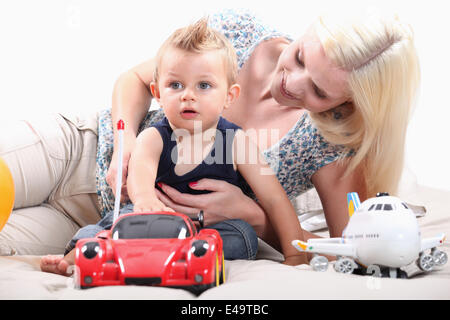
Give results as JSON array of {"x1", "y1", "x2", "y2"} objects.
[
  {"x1": 315, "y1": 90, "x2": 327, "y2": 99},
  {"x1": 198, "y1": 82, "x2": 211, "y2": 90},
  {"x1": 313, "y1": 84, "x2": 327, "y2": 100},
  {"x1": 169, "y1": 82, "x2": 182, "y2": 89},
  {"x1": 296, "y1": 50, "x2": 304, "y2": 67}
]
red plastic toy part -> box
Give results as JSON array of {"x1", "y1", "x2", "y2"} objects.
[
  {"x1": 117, "y1": 119, "x2": 124, "y2": 130},
  {"x1": 74, "y1": 211, "x2": 225, "y2": 294}
]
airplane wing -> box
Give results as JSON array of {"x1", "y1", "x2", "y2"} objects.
[
  {"x1": 420, "y1": 233, "x2": 446, "y2": 252},
  {"x1": 307, "y1": 237, "x2": 344, "y2": 244},
  {"x1": 292, "y1": 239, "x2": 357, "y2": 258}
]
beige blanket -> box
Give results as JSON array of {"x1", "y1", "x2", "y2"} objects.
[{"x1": 1, "y1": 184, "x2": 449, "y2": 300}]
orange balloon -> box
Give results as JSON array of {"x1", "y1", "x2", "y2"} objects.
[{"x1": 0, "y1": 158, "x2": 14, "y2": 232}]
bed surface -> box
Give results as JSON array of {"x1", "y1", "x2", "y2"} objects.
[{"x1": 1, "y1": 184, "x2": 449, "y2": 300}]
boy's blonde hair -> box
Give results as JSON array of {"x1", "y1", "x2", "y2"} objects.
[
  {"x1": 311, "y1": 10, "x2": 420, "y2": 197},
  {"x1": 153, "y1": 18, "x2": 238, "y2": 86}
]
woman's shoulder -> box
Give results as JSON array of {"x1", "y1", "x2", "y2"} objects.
[
  {"x1": 208, "y1": 9, "x2": 293, "y2": 69},
  {"x1": 263, "y1": 112, "x2": 352, "y2": 199}
]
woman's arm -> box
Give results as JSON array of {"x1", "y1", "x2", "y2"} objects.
[
  {"x1": 311, "y1": 160, "x2": 367, "y2": 238},
  {"x1": 107, "y1": 59, "x2": 156, "y2": 199}
]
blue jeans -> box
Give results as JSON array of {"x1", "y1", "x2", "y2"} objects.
[{"x1": 65, "y1": 203, "x2": 258, "y2": 260}]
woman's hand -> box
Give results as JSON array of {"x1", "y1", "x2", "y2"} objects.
[
  {"x1": 106, "y1": 148, "x2": 132, "y2": 203},
  {"x1": 155, "y1": 178, "x2": 258, "y2": 226}
]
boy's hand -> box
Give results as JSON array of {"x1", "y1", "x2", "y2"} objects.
[
  {"x1": 282, "y1": 254, "x2": 308, "y2": 266},
  {"x1": 134, "y1": 199, "x2": 175, "y2": 213}
]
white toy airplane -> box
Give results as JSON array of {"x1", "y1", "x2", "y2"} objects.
[{"x1": 292, "y1": 192, "x2": 448, "y2": 278}]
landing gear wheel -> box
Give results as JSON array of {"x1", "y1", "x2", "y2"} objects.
[
  {"x1": 418, "y1": 253, "x2": 434, "y2": 272},
  {"x1": 310, "y1": 255, "x2": 329, "y2": 272},
  {"x1": 334, "y1": 258, "x2": 357, "y2": 274},
  {"x1": 432, "y1": 249, "x2": 448, "y2": 267}
]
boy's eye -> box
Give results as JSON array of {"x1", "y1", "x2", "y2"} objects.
[
  {"x1": 169, "y1": 82, "x2": 183, "y2": 89},
  {"x1": 198, "y1": 82, "x2": 211, "y2": 90}
]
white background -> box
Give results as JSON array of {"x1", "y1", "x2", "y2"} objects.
[{"x1": 1, "y1": 0, "x2": 449, "y2": 191}]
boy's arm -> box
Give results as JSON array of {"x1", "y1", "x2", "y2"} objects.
[
  {"x1": 234, "y1": 130, "x2": 308, "y2": 265},
  {"x1": 127, "y1": 127, "x2": 174, "y2": 212}
]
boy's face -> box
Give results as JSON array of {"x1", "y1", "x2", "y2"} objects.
[{"x1": 151, "y1": 47, "x2": 239, "y2": 133}]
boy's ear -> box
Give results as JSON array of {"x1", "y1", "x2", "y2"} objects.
[
  {"x1": 150, "y1": 81, "x2": 160, "y2": 101},
  {"x1": 224, "y1": 84, "x2": 240, "y2": 109}
]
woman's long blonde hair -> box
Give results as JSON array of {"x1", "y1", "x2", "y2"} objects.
[{"x1": 310, "y1": 10, "x2": 421, "y2": 197}]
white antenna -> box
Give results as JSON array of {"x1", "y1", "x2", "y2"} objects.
[{"x1": 113, "y1": 119, "x2": 125, "y2": 224}]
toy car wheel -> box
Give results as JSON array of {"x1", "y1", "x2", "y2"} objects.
[
  {"x1": 214, "y1": 253, "x2": 221, "y2": 287},
  {"x1": 334, "y1": 258, "x2": 356, "y2": 274},
  {"x1": 72, "y1": 265, "x2": 81, "y2": 289},
  {"x1": 220, "y1": 253, "x2": 225, "y2": 284},
  {"x1": 310, "y1": 255, "x2": 329, "y2": 272},
  {"x1": 432, "y1": 249, "x2": 448, "y2": 267},
  {"x1": 418, "y1": 253, "x2": 435, "y2": 272}
]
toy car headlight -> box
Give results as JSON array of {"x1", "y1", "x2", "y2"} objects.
[
  {"x1": 81, "y1": 242, "x2": 100, "y2": 259},
  {"x1": 191, "y1": 240, "x2": 209, "y2": 257}
]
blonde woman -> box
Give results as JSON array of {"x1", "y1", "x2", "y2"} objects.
[
  {"x1": 103, "y1": 9, "x2": 419, "y2": 247},
  {"x1": 0, "y1": 9, "x2": 420, "y2": 258}
]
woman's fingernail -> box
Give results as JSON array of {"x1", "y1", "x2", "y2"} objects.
[
  {"x1": 188, "y1": 181, "x2": 198, "y2": 188},
  {"x1": 157, "y1": 182, "x2": 163, "y2": 188}
]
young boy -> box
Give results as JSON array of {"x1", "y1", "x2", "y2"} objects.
[{"x1": 41, "y1": 18, "x2": 307, "y2": 275}]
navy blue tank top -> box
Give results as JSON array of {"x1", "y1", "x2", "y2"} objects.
[{"x1": 152, "y1": 116, "x2": 248, "y2": 195}]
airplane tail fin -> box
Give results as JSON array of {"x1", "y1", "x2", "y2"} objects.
[
  {"x1": 292, "y1": 240, "x2": 309, "y2": 252},
  {"x1": 347, "y1": 192, "x2": 361, "y2": 217}
]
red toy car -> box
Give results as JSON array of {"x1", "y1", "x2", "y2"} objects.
[{"x1": 74, "y1": 211, "x2": 225, "y2": 294}]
